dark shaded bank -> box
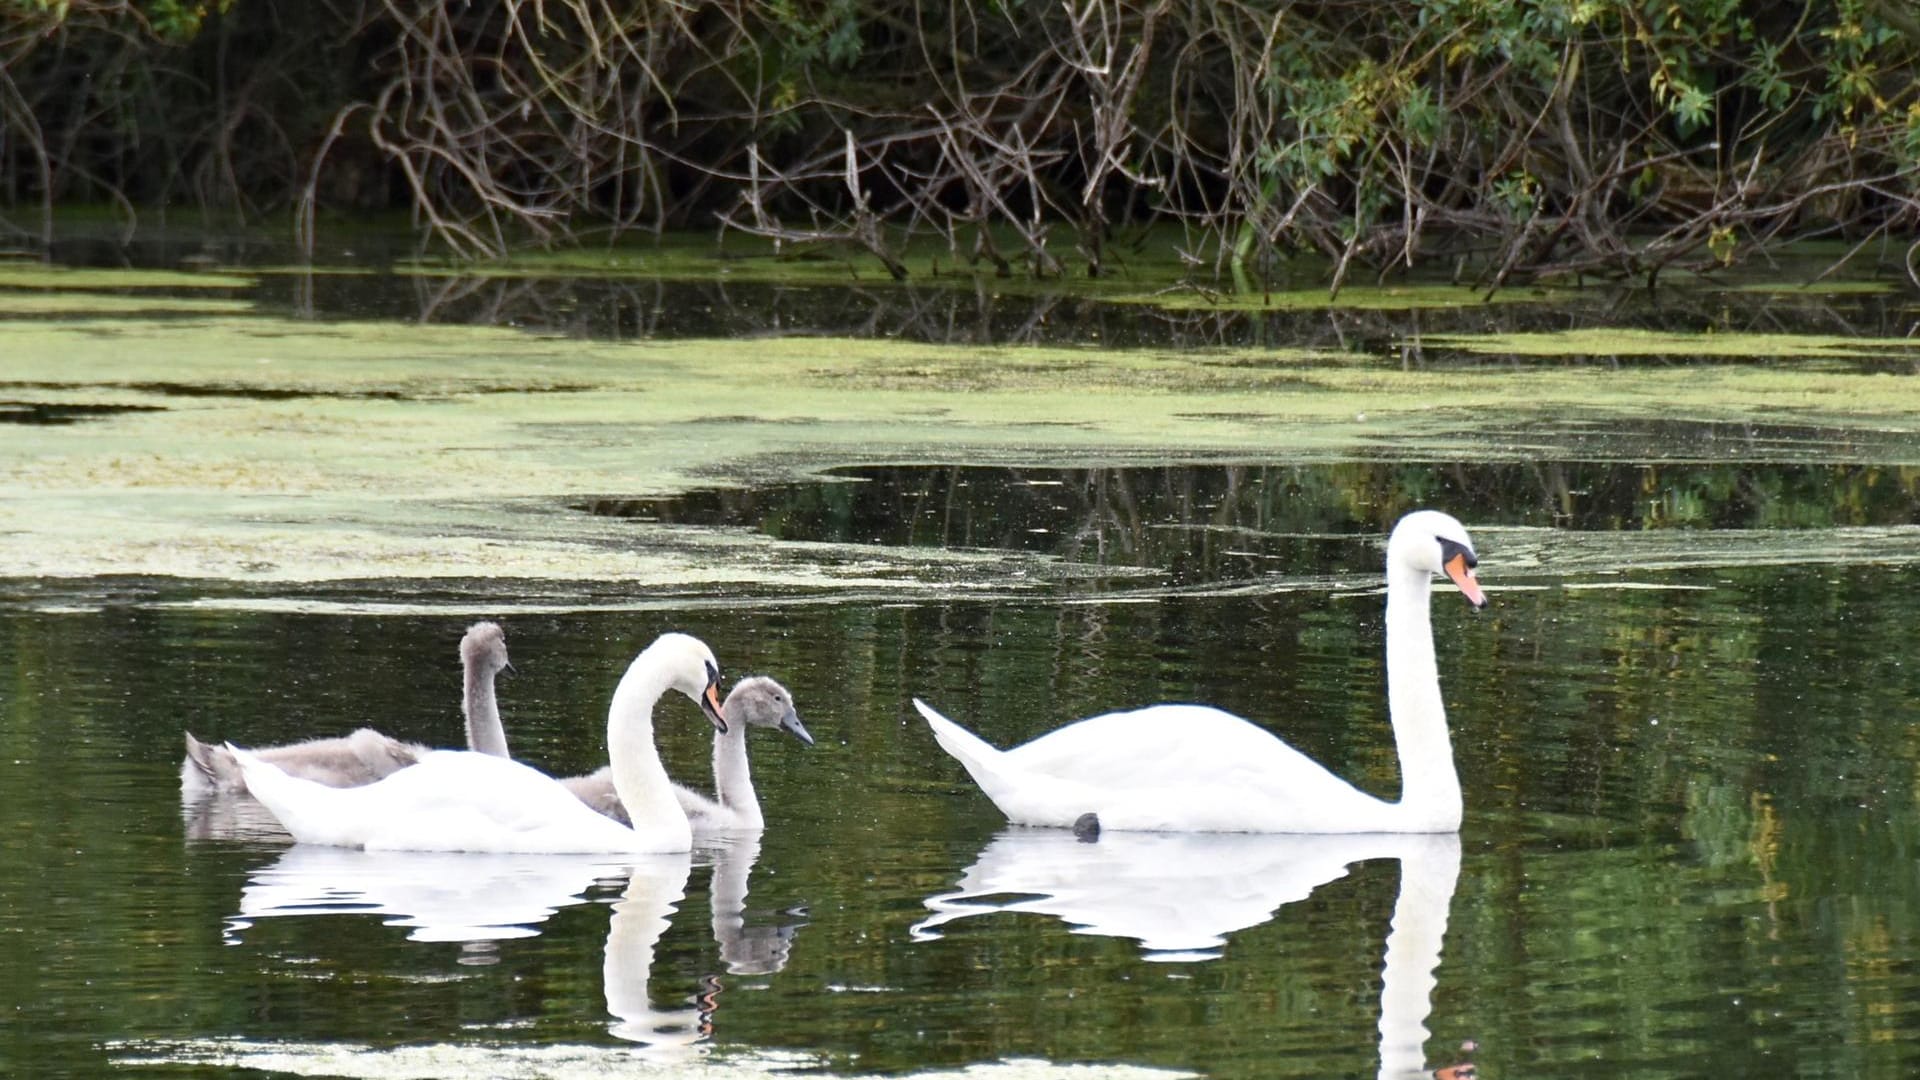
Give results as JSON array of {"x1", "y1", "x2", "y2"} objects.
[{"x1": 4, "y1": 1, "x2": 1918, "y2": 288}]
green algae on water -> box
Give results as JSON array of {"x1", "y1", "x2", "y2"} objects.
[
  {"x1": 13, "y1": 307, "x2": 1920, "y2": 590},
  {"x1": 0, "y1": 292, "x2": 254, "y2": 317},
  {"x1": 1418, "y1": 327, "x2": 1920, "y2": 361},
  {"x1": 1108, "y1": 283, "x2": 1555, "y2": 312},
  {"x1": 0, "y1": 264, "x2": 255, "y2": 291}
]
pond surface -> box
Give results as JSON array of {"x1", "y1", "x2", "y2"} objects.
[
  {"x1": 18, "y1": 224, "x2": 1920, "y2": 353},
  {"x1": 6, "y1": 253, "x2": 1920, "y2": 1079},
  {"x1": 6, "y1": 462, "x2": 1920, "y2": 1079}
]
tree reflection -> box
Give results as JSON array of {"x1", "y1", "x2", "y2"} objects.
[{"x1": 582, "y1": 460, "x2": 1920, "y2": 592}]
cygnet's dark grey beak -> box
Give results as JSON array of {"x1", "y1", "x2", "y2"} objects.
[
  {"x1": 781, "y1": 708, "x2": 814, "y2": 747},
  {"x1": 701, "y1": 662, "x2": 728, "y2": 734}
]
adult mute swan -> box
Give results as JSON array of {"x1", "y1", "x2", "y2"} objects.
[
  {"x1": 230, "y1": 632, "x2": 728, "y2": 853},
  {"x1": 914, "y1": 509, "x2": 1486, "y2": 834},
  {"x1": 180, "y1": 620, "x2": 512, "y2": 797},
  {"x1": 560, "y1": 676, "x2": 813, "y2": 831}
]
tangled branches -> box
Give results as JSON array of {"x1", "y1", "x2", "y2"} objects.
[{"x1": 5, "y1": 0, "x2": 1920, "y2": 291}]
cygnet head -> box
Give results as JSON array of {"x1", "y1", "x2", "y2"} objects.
[
  {"x1": 723, "y1": 676, "x2": 814, "y2": 746},
  {"x1": 640, "y1": 632, "x2": 729, "y2": 733},
  {"x1": 460, "y1": 621, "x2": 510, "y2": 675},
  {"x1": 1387, "y1": 510, "x2": 1486, "y2": 608}
]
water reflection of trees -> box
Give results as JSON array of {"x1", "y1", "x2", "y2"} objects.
[
  {"x1": 584, "y1": 461, "x2": 1920, "y2": 588},
  {"x1": 260, "y1": 270, "x2": 1920, "y2": 358}
]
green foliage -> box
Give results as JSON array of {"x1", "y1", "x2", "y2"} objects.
[
  {"x1": 1237, "y1": 0, "x2": 1918, "y2": 280},
  {"x1": 144, "y1": 0, "x2": 231, "y2": 40},
  {"x1": 1492, "y1": 171, "x2": 1540, "y2": 220},
  {"x1": 0, "y1": 0, "x2": 1914, "y2": 280},
  {"x1": 768, "y1": 0, "x2": 866, "y2": 70},
  {"x1": 1902, "y1": 102, "x2": 1920, "y2": 165},
  {"x1": 2, "y1": 0, "x2": 232, "y2": 38}
]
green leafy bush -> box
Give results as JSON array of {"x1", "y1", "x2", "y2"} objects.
[{"x1": 1, "y1": 0, "x2": 1914, "y2": 287}]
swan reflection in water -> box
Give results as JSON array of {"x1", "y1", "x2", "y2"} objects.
[
  {"x1": 913, "y1": 829, "x2": 1464, "y2": 1080},
  {"x1": 183, "y1": 790, "x2": 295, "y2": 844},
  {"x1": 604, "y1": 835, "x2": 805, "y2": 1050},
  {"x1": 225, "y1": 845, "x2": 634, "y2": 947},
  {"x1": 225, "y1": 835, "x2": 803, "y2": 1053}
]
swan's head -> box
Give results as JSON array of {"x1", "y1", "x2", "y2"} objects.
[
  {"x1": 1388, "y1": 510, "x2": 1486, "y2": 608},
  {"x1": 460, "y1": 621, "x2": 511, "y2": 675},
  {"x1": 724, "y1": 676, "x2": 814, "y2": 747},
  {"x1": 642, "y1": 632, "x2": 729, "y2": 733}
]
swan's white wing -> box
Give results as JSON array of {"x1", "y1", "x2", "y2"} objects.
[
  {"x1": 994, "y1": 705, "x2": 1387, "y2": 831},
  {"x1": 1005, "y1": 705, "x2": 1308, "y2": 778},
  {"x1": 238, "y1": 749, "x2": 657, "y2": 854},
  {"x1": 355, "y1": 753, "x2": 648, "y2": 853},
  {"x1": 1008, "y1": 705, "x2": 1368, "y2": 793}
]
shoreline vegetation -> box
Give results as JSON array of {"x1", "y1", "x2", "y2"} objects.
[{"x1": 2, "y1": 1, "x2": 1917, "y2": 293}]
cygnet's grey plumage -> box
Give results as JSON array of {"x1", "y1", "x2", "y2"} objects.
[
  {"x1": 562, "y1": 676, "x2": 812, "y2": 831},
  {"x1": 180, "y1": 620, "x2": 512, "y2": 797},
  {"x1": 181, "y1": 727, "x2": 425, "y2": 797},
  {"x1": 458, "y1": 621, "x2": 513, "y2": 758}
]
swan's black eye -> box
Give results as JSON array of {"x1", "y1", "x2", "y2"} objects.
[{"x1": 1436, "y1": 537, "x2": 1477, "y2": 568}]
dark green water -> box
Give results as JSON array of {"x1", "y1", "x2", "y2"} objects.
[
  {"x1": 5, "y1": 463, "x2": 1920, "y2": 1078},
  {"x1": 26, "y1": 226, "x2": 1920, "y2": 354}
]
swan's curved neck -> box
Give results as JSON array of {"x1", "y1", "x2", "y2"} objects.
[
  {"x1": 607, "y1": 661, "x2": 696, "y2": 844},
  {"x1": 1385, "y1": 563, "x2": 1463, "y2": 830},
  {"x1": 464, "y1": 661, "x2": 509, "y2": 758},
  {"x1": 712, "y1": 725, "x2": 764, "y2": 830}
]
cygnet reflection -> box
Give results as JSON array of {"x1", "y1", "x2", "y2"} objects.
[
  {"x1": 183, "y1": 790, "x2": 293, "y2": 843},
  {"x1": 709, "y1": 835, "x2": 805, "y2": 975}
]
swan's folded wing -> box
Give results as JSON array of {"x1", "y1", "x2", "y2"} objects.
[
  {"x1": 1006, "y1": 705, "x2": 1333, "y2": 786},
  {"x1": 1001, "y1": 704, "x2": 1381, "y2": 829},
  {"x1": 353, "y1": 752, "x2": 643, "y2": 853}
]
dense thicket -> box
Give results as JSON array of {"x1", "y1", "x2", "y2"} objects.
[{"x1": 3, "y1": 0, "x2": 1918, "y2": 289}]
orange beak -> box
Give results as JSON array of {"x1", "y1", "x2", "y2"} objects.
[
  {"x1": 700, "y1": 674, "x2": 728, "y2": 733},
  {"x1": 1444, "y1": 552, "x2": 1487, "y2": 609}
]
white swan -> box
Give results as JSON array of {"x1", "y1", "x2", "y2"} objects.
[
  {"x1": 913, "y1": 509, "x2": 1486, "y2": 833},
  {"x1": 561, "y1": 676, "x2": 812, "y2": 831},
  {"x1": 228, "y1": 632, "x2": 729, "y2": 853},
  {"x1": 180, "y1": 620, "x2": 512, "y2": 797},
  {"x1": 454, "y1": 629, "x2": 811, "y2": 829}
]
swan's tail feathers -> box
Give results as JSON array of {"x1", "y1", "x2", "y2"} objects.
[
  {"x1": 914, "y1": 698, "x2": 1027, "y2": 814},
  {"x1": 913, "y1": 698, "x2": 1003, "y2": 764},
  {"x1": 224, "y1": 742, "x2": 352, "y2": 846},
  {"x1": 181, "y1": 732, "x2": 241, "y2": 796}
]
